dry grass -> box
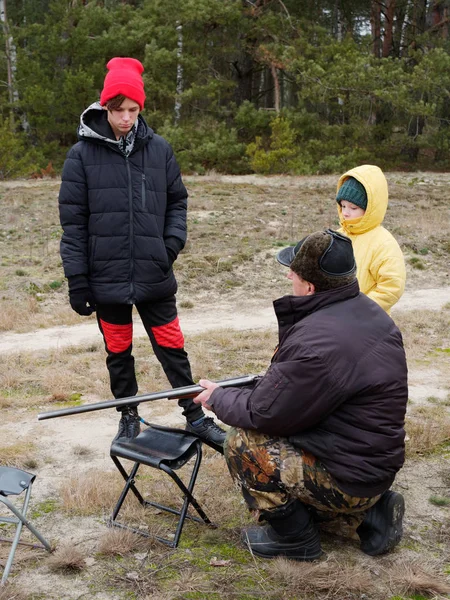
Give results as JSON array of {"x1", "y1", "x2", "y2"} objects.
[
  {"x1": 395, "y1": 307, "x2": 450, "y2": 363},
  {"x1": 97, "y1": 528, "x2": 155, "y2": 556},
  {"x1": 0, "y1": 297, "x2": 40, "y2": 333},
  {"x1": 71, "y1": 444, "x2": 94, "y2": 458},
  {"x1": 405, "y1": 405, "x2": 450, "y2": 457},
  {"x1": 432, "y1": 517, "x2": 450, "y2": 546},
  {"x1": 388, "y1": 557, "x2": 450, "y2": 597},
  {"x1": 0, "y1": 584, "x2": 28, "y2": 600},
  {"x1": 1, "y1": 174, "x2": 449, "y2": 333},
  {"x1": 268, "y1": 554, "x2": 373, "y2": 599},
  {"x1": 0, "y1": 174, "x2": 449, "y2": 598},
  {"x1": 124, "y1": 447, "x2": 247, "y2": 533},
  {"x1": 47, "y1": 543, "x2": 86, "y2": 572},
  {"x1": 0, "y1": 442, "x2": 37, "y2": 470},
  {"x1": 107, "y1": 568, "x2": 159, "y2": 598},
  {"x1": 0, "y1": 330, "x2": 274, "y2": 416},
  {"x1": 59, "y1": 469, "x2": 124, "y2": 516},
  {"x1": 0, "y1": 347, "x2": 109, "y2": 411}
]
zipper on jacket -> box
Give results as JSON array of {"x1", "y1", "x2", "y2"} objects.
[
  {"x1": 142, "y1": 173, "x2": 146, "y2": 209},
  {"x1": 126, "y1": 157, "x2": 135, "y2": 301}
]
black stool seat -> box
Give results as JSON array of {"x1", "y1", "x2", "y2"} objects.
[
  {"x1": 110, "y1": 426, "x2": 200, "y2": 469},
  {"x1": 109, "y1": 425, "x2": 215, "y2": 547}
]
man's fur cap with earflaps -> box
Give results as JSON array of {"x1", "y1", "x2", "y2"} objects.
[{"x1": 277, "y1": 229, "x2": 357, "y2": 293}]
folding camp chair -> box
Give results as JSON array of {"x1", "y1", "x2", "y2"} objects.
[
  {"x1": 0, "y1": 466, "x2": 51, "y2": 584},
  {"x1": 109, "y1": 424, "x2": 216, "y2": 547}
]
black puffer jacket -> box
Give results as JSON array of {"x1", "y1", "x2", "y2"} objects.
[
  {"x1": 59, "y1": 103, "x2": 188, "y2": 304},
  {"x1": 210, "y1": 281, "x2": 408, "y2": 497}
]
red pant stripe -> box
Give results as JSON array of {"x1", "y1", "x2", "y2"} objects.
[
  {"x1": 151, "y1": 317, "x2": 184, "y2": 349},
  {"x1": 100, "y1": 320, "x2": 133, "y2": 353}
]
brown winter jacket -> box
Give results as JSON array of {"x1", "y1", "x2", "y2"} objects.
[{"x1": 210, "y1": 280, "x2": 408, "y2": 497}]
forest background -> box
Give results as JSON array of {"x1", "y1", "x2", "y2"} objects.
[{"x1": 1, "y1": 0, "x2": 450, "y2": 179}]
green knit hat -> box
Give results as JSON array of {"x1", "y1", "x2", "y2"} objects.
[{"x1": 336, "y1": 177, "x2": 367, "y2": 210}]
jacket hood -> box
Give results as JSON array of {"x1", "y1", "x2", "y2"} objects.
[
  {"x1": 336, "y1": 165, "x2": 388, "y2": 235},
  {"x1": 77, "y1": 101, "x2": 153, "y2": 147}
]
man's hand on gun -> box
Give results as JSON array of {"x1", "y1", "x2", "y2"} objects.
[{"x1": 193, "y1": 379, "x2": 219, "y2": 411}]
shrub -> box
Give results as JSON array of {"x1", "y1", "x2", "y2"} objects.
[
  {"x1": 246, "y1": 116, "x2": 310, "y2": 174},
  {"x1": 0, "y1": 123, "x2": 45, "y2": 179},
  {"x1": 158, "y1": 119, "x2": 248, "y2": 174}
]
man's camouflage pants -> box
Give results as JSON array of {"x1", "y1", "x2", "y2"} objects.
[{"x1": 224, "y1": 427, "x2": 381, "y2": 539}]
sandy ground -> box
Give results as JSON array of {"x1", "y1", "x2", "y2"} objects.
[
  {"x1": 1, "y1": 283, "x2": 445, "y2": 500},
  {"x1": 1, "y1": 286, "x2": 449, "y2": 354},
  {"x1": 0, "y1": 243, "x2": 449, "y2": 597},
  {"x1": 1, "y1": 284, "x2": 448, "y2": 502},
  {"x1": 0, "y1": 281, "x2": 447, "y2": 599},
  {"x1": 1, "y1": 285, "x2": 449, "y2": 407}
]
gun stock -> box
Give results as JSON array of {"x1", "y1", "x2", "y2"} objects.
[{"x1": 38, "y1": 374, "x2": 259, "y2": 421}]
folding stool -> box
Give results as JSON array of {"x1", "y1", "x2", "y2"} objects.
[
  {"x1": 0, "y1": 466, "x2": 51, "y2": 584},
  {"x1": 109, "y1": 425, "x2": 216, "y2": 547}
]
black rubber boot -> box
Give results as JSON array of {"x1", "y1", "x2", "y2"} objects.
[
  {"x1": 241, "y1": 500, "x2": 322, "y2": 561},
  {"x1": 357, "y1": 490, "x2": 405, "y2": 556},
  {"x1": 114, "y1": 406, "x2": 141, "y2": 441}
]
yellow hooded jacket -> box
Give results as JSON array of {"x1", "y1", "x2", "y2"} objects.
[{"x1": 337, "y1": 164, "x2": 406, "y2": 313}]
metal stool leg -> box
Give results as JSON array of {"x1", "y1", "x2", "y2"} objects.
[
  {"x1": 110, "y1": 460, "x2": 145, "y2": 522},
  {"x1": 1, "y1": 486, "x2": 51, "y2": 584},
  {"x1": 109, "y1": 438, "x2": 215, "y2": 547}
]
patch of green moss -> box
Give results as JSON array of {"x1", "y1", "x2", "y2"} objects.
[
  {"x1": 30, "y1": 498, "x2": 59, "y2": 518},
  {"x1": 429, "y1": 494, "x2": 450, "y2": 507}
]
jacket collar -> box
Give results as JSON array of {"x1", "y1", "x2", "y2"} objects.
[
  {"x1": 273, "y1": 280, "x2": 360, "y2": 337},
  {"x1": 77, "y1": 102, "x2": 153, "y2": 153}
]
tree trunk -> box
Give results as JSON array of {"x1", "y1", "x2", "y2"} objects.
[
  {"x1": 382, "y1": 0, "x2": 396, "y2": 57},
  {"x1": 399, "y1": 1, "x2": 428, "y2": 162},
  {"x1": 270, "y1": 63, "x2": 280, "y2": 113},
  {"x1": 408, "y1": 0, "x2": 428, "y2": 51},
  {"x1": 430, "y1": 1, "x2": 449, "y2": 38},
  {"x1": 371, "y1": 1, "x2": 382, "y2": 58},
  {"x1": 334, "y1": 1, "x2": 343, "y2": 41},
  {"x1": 393, "y1": 0, "x2": 408, "y2": 57},
  {"x1": 435, "y1": 95, "x2": 450, "y2": 163},
  {"x1": 174, "y1": 21, "x2": 183, "y2": 124},
  {"x1": 0, "y1": 0, "x2": 17, "y2": 130},
  {"x1": 232, "y1": 52, "x2": 257, "y2": 105}
]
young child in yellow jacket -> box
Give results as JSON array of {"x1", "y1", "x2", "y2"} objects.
[{"x1": 336, "y1": 164, "x2": 406, "y2": 313}]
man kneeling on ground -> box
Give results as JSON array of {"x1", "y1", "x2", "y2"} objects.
[{"x1": 194, "y1": 229, "x2": 408, "y2": 561}]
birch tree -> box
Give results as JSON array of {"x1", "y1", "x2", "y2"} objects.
[
  {"x1": 0, "y1": 0, "x2": 18, "y2": 130},
  {"x1": 174, "y1": 21, "x2": 183, "y2": 124}
]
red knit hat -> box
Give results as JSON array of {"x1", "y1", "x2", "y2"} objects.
[{"x1": 100, "y1": 57, "x2": 146, "y2": 110}]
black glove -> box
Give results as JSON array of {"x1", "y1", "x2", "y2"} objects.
[
  {"x1": 165, "y1": 236, "x2": 182, "y2": 267},
  {"x1": 165, "y1": 245, "x2": 177, "y2": 267},
  {"x1": 67, "y1": 275, "x2": 96, "y2": 316}
]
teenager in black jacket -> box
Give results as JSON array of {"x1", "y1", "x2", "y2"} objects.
[
  {"x1": 194, "y1": 230, "x2": 408, "y2": 561},
  {"x1": 59, "y1": 57, "x2": 225, "y2": 445}
]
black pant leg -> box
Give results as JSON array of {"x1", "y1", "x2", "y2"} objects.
[
  {"x1": 96, "y1": 304, "x2": 138, "y2": 407},
  {"x1": 136, "y1": 297, "x2": 204, "y2": 422}
]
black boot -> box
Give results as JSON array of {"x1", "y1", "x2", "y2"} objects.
[
  {"x1": 241, "y1": 500, "x2": 322, "y2": 561},
  {"x1": 357, "y1": 490, "x2": 404, "y2": 556},
  {"x1": 114, "y1": 406, "x2": 141, "y2": 441},
  {"x1": 186, "y1": 416, "x2": 226, "y2": 446}
]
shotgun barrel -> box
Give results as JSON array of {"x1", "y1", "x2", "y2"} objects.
[{"x1": 37, "y1": 374, "x2": 259, "y2": 421}]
